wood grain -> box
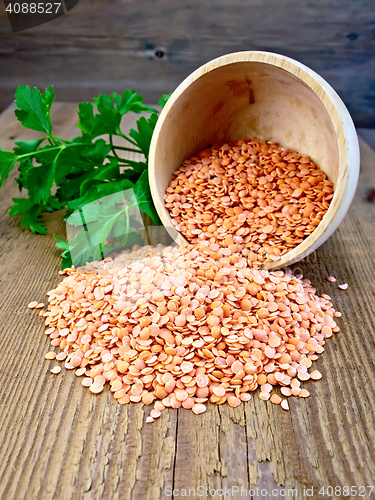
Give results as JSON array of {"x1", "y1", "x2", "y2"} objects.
[
  {"x1": 0, "y1": 103, "x2": 375, "y2": 500},
  {"x1": 0, "y1": 0, "x2": 375, "y2": 126}
]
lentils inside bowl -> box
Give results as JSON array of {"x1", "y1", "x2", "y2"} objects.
[{"x1": 165, "y1": 137, "x2": 334, "y2": 263}]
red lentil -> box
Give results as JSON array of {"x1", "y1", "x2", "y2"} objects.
[
  {"x1": 45, "y1": 351, "x2": 56, "y2": 360},
  {"x1": 338, "y1": 283, "x2": 348, "y2": 290},
  {"x1": 270, "y1": 394, "x2": 282, "y2": 405},
  {"x1": 281, "y1": 400, "x2": 289, "y2": 410},
  {"x1": 326, "y1": 276, "x2": 336, "y2": 282}
]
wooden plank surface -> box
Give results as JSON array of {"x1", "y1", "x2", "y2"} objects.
[
  {"x1": 0, "y1": 0, "x2": 375, "y2": 126},
  {"x1": 0, "y1": 103, "x2": 375, "y2": 500}
]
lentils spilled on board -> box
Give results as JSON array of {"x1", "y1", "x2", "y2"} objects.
[
  {"x1": 30, "y1": 136, "x2": 342, "y2": 421},
  {"x1": 165, "y1": 137, "x2": 334, "y2": 262},
  {"x1": 31, "y1": 243, "x2": 340, "y2": 420}
]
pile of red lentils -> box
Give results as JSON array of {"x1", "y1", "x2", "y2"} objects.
[
  {"x1": 165, "y1": 137, "x2": 334, "y2": 262},
  {"x1": 29, "y1": 137, "x2": 342, "y2": 421},
  {"x1": 30, "y1": 239, "x2": 340, "y2": 421}
]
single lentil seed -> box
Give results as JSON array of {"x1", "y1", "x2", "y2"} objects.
[
  {"x1": 259, "y1": 392, "x2": 270, "y2": 401},
  {"x1": 281, "y1": 400, "x2": 289, "y2": 410},
  {"x1": 281, "y1": 387, "x2": 292, "y2": 397},
  {"x1": 270, "y1": 394, "x2": 282, "y2": 405},
  {"x1": 45, "y1": 351, "x2": 56, "y2": 360},
  {"x1": 82, "y1": 377, "x2": 93, "y2": 387},
  {"x1": 90, "y1": 382, "x2": 104, "y2": 394},
  {"x1": 192, "y1": 404, "x2": 207, "y2": 415},
  {"x1": 310, "y1": 370, "x2": 322, "y2": 380},
  {"x1": 299, "y1": 389, "x2": 310, "y2": 398},
  {"x1": 150, "y1": 410, "x2": 161, "y2": 419}
]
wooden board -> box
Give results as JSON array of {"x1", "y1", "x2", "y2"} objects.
[
  {"x1": 0, "y1": 0, "x2": 375, "y2": 126},
  {"x1": 0, "y1": 103, "x2": 375, "y2": 500}
]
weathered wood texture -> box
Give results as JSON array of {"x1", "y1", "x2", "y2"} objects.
[
  {"x1": 0, "y1": 104, "x2": 375, "y2": 500},
  {"x1": 0, "y1": 0, "x2": 375, "y2": 126}
]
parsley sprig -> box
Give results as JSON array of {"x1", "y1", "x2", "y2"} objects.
[{"x1": 0, "y1": 86, "x2": 171, "y2": 269}]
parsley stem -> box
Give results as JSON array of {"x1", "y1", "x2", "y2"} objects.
[
  {"x1": 106, "y1": 155, "x2": 140, "y2": 168},
  {"x1": 16, "y1": 142, "x2": 91, "y2": 160},
  {"x1": 52, "y1": 145, "x2": 66, "y2": 171},
  {"x1": 109, "y1": 135, "x2": 121, "y2": 160},
  {"x1": 52, "y1": 135, "x2": 70, "y2": 144},
  {"x1": 124, "y1": 206, "x2": 130, "y2": 245},
  {"x1": 113, "y1": 145, "x2": 143, "y2": 155},
  {"x1": 116, "y1": 129, "x2": 140, "y2": 149}
]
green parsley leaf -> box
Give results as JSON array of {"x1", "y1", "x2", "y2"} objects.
[
  {"x1": 158, "y1": 92, "x2": 173, "y2": 108},
  {"x1": 0, "y1": 148, "x2": 18, "y2": 187},
  {"x1": 68, "y1": 178, "x2": 134, "y2": 212},
  {"x1": 44, "y1": 195, "x2": 65, "y2": 212},
  {"x1": 112, "y1": 90, "x2": 157, "y2": 115},
  {"x1": 14, "y1": 86, "x2": 55, "y2": 135},
  {"x1": 78, "y1": 97, "x2": 121, "y2": 138},
  {"x1": 54, "y1": 236, "x2": 73, "y2": 269},
  {"x1": 95, "y1": 108, "x2": 122, "y2": 136},
  {"x1": 128, "y1": 113, "x2": 158, "y2": 159},
  {"x1": 13, "y1": 138, "x2": 45, "y2": 156},
  {"x1": 53, "y1": 141, "x2": 113, "y2": 200},
  {"x1": 84, "y1": 139, "x2": 111, "y2": 165},
  {"x1": 67, "y1": 202, "x2": 123, "y2": 227},
  {"x1": 54, "y1": 235, "x2": 70, "y2": 250},
  {"x1": 77, "y1": 102, "x2": 96, "y2": 137},
  {"x1": 15, "y1": 158, "x2": 33, "y2": 191},
  {"x1": 10, "y1": 198, "x2": 46, "y2": 234},
  {"x1": 91, "y1": 157, "x2": 122, "y2": 181},
  {"x1": 26, "y1": 163, "x2": 55, "y2": 204},
  {"x1": 133, "y1": 169, "x2": 160, "y2": 224},
  {"x1": 61, "y1": 252, "x2": 73, "y2": 269},
  {"x1": 67, "y1": 207, "x2": 126, "y2": 266},
  {"x1": 9, "y1": 197, "x2": 34, "y2": 216},
  {"x1": 94, "y1": 94, "x2": 114, "y2": 111},
  {"x1": 20, "y1": 203, "x2": 46, "y2": 234}
]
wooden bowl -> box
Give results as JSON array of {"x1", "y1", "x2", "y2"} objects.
[{"x1": 149, "y1": 51, "x2": 360, "y2": 269}]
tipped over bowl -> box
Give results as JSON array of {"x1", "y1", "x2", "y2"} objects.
[{"x1": 149, "y1": 51, "x2": 360, "y2": 269}]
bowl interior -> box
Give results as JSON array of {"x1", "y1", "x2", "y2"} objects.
[{"x1": 149, "y1": 53, "x2": 357, "y2": 268}]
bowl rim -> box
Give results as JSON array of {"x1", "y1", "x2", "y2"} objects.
[{"x1": 149, "y1": 50, "x2": 360, "y2": 270}]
